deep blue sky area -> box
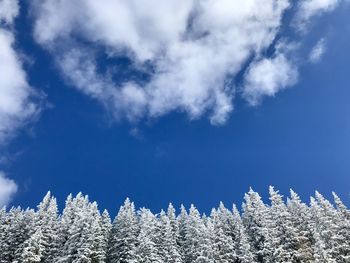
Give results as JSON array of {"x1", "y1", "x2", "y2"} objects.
[{"x1": 1, "y1": 2, "x2": 350, "y2": 216}]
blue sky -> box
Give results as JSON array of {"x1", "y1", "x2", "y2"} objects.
[{"x1": 0, "y1": 0, "x2": 349, "y2": 214}]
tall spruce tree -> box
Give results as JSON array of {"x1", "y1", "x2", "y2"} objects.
[
  {"x1": 133, "y1": 208, "x2": 162, "y2": 263},
  {"x1": 314, "y1": 191, "x2": 350, "y2": 262},
  {"x1": 107, "y1": 198, "x2": 140, "y2": 263},
  {"x1": 97, "y1": 210, "x2": 112, "y2": 262},
  {"x1": 242, "y1": 188, "x2": 274, "y2": 263},
  {"x1": 286, "y1": 190, "x2": 315, "y2": 263},
  {"x1": 158, "y1": 210, "x2": 182, "y2": 263},
  {"x1": 1, "y1": 207, "x2": 35, "y2": 262},
  {"x1": 309, "y1": 196, "x2": 336, "y2": 262},
  {"x1": 210, "y1": 207, "x2": 236, "y2": 263},
  {"x1": 231, "y1": 204, "x2": 255, "y2": 263},
  {"x1": 177, "y1": 204, "x2": 189, "y2": 262},
  {"x1": 331, "y1": 192, "x2": 350, "y2": 262},
  {"x1": 268, "y1": 186, "x2": 298, "y2": 263}
]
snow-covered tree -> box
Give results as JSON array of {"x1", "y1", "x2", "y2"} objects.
[
  {"x1": 36, "y1": 192, "x2": 60, "y2": 262},
  {"x1": 231, "y1": 204, "x2": 255, "y2": 263},
  {"x1": 311, "y1": 191, "x2": 350, "y2": 262},
  {"x1": 107, "y1": 198, "x2": 140, "y2": 263},
  {"x1": 133, "y1": 208, "x2": 162, "y2": 263},
  {"x1": 20, "y1": 229, "x2": 44, "y2": 263},
  {"x1": 183, "y1": 205, "x2": 214, "y2": 263},
  {"x1": 158, "y1": 210, "x2": 182, "y2": 263},
  {"x1": 1, "y1": 207, "x2": 35, "y2": 262},
  {"x1": 210, "y1": 207, "x2": 236, "y2": 263},
  {"x1": 268, "y1": 186, "x2": 299, "y2": 262},
  {"x1": 1, "y1": 188, "x2": 349, "y2": 262},
  {"x1": 177, "y1": 204, "x2": 188, "y2": 262},
  {"x1": 96, "y1": 209, "x2": 112, "y2": 262},
  {"x1": 309, "y1": 195, "x2": 336, "y2": 262},
  {"x1": 287, "y1": 190, "x2": 315, "y2": 263},
  {"x1": 55, "y1": 193, "x2": 105, "y2": 262},
  {"x1": 242, "y1": 188, "x2": 274, "y2": 262}
]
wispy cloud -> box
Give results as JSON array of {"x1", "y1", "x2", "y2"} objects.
[
  {"x1": 0, "y1": 0, "x2": 40, "y2": 144},
  {"x1": 0, "y1": 171, "x2": 18, "y2": 207},
  {"x1": 295, "y1": 0, "x2": 342, "y2": 31},
  {"x1": 309, "y1": 38, "x2": 326, "y2": 63},
  {"x1": 31, "y1": 0, "x2": 343, "y2": 125}
]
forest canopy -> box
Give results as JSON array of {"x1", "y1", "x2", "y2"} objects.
[{"x1": 1, "y1": 187, "x2": 349, "y2": 263}]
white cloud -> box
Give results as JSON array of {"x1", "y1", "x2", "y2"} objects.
[
  {"x1": 31, "y1": 0, "x2": 341, "y2": 124},
  {"x1": 296, "y1": 0, "x2": 341, "y2": 30},
  {"x1": 0, "y1": 0, "x2": 39, "y2": 144},
  {"x1": 309, "y1": 38, "x2": 326, "y2": 63},
  {"x1": 243, "y1": 53, "x2": 298, "y2": 105},
  {"x1": 0, "y1": 0, "x2": 19, "y2": 24},
  {"x1": 0, "y1": 171, "x2": 18, "y2": 207}
]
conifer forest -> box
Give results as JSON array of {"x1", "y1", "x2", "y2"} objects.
[{"x1": 1, "y1": 187, "x2": 349, "y2": 263}]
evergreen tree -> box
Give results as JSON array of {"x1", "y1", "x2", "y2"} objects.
[
  {"x1": 312, "y1": 192, "x2": 350, "y2": 262},
  {"x1": 1, "y1": 207, "x2": 35, "y2": 262},
  {"x1": 97, "y1": 210, "x2": 112, "y2": 262},
  {"x1": 177, "y1": 205, "x2": 188, "y2": 262},
  {"x1": 158, "y1": 210, "x2": 182, "y2": 263},
  {"x1": 167, "y1": 203, "x2": 180, "y2": 245},
  {"x1": 184, "y1": 205, "x2": 214, "y2": 263},
  {"x1": 32, "y1": 192, "x2": 60, "y2": 262},
  {"x1": 107, "y1": 198, "x2": 140, "y2": 263},
  {"x1": 196, "y1": 217, "x2": 215, "y2": 263},
  {"x1": 231, "y1": 204, "x2": 255, "y2": 263},
  {"x1": 210, "y1": 207, "x2": 236, "y2": 263},
  {"x1": 309, "y1": 196, "x2": 336, "y2": 262},
  {"x1": 242, "y1": 188, "x2": 274, "y2": 262},
  {"x1": 56, "y1": 193, "x2": 104, "y2": 262},
  {"x1": 268, "y1": 186, "x2": 298, "y2": 262},
  {"x1": 287, "y1": 190, "x2": 315, "y2": 263},
  {"x1": 331, "y1": 192, "x2": 350, "y2": 262},
  {"x1": 134, "y1": 208, "x2": 162, "y2": 263},
  {"x1": 332, "y1": 192, "x2": 350, "y2": 220},
  {"x1": 20, "y1": 229, "x2": 44, "y2": 263}
]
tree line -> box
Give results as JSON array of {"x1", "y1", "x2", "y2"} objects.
[{"x1": 0, "y1": 186, "x2": 349, "y2": 263}]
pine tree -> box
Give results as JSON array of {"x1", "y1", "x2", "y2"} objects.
[
  {"x1": 242, "y1": 188, "x2": 274, "y2": 263},
  {"x1": 88, "y1": 202, "x2": 107, "y2": 263},
  {"x1": 312, "y1": 228, "x2": 332, "y2": 263},
  {"x1": 0, "y1": 207, "x2": 8, "y2": 262},
  {"x1": 231, "y1": 204, "x2": 255, "y2": 263},
  {"x1": 167, "y1": 203, "x2": 180, "y2": 244},
  {"x1": 332, "y1": 192, "x2": 350, "y2": 220},
  {"x1": 287, "y1": 190, "x2": 315, "y2": 263},
  {"x1": 107, "y1": 198, "x2": 140, "y2": 263},
  {"x1": 133, "y1": 208, "x2": 162, "y2": 263},
  {"x1": 309, "y1": 196, "x2": 336, "y2": 262},
  {"x1": 331, "y1": 192, "x2": 350, "y2": 262},
  {"x1": 268, "y1": 186, "x2": 298, "y2": 262},
  {"x1": 1, "y1": 207, "x2": 35, "y2": 262},
  {"x1": 96, "y1": 209, "x2": 112, "y2": 262},
  {"x1": 20, "y1": 228, "x2": 44, "y2": 263},
  {"x1": 313, "y1": 192, "x2": 350, "y2": 262},
  {"x1": 56, "y1": 193, "x2": 104, "y2": 262},
  {"x1": 32, "y1": 191, "x2": 60, "y2": 262},
  {"x1": 196, "y1": 217, "x2": 215, "y2": 263},
  {"x1": 158, "y1": 210, "x2": 182, "y2": 263},
  {"x1": 177, "y1": 204, "x2": 188, "y2": 262},
  {"x1": 210, "y1": 207, "x2": 236, "y2": 263},
  {"x1": 183, "y1": 205, "x2": 214, "y2": 263}
]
